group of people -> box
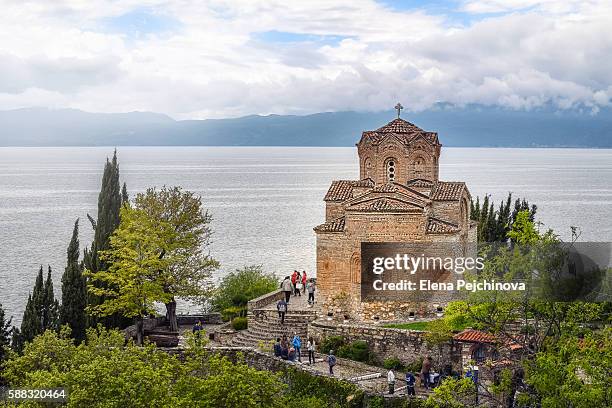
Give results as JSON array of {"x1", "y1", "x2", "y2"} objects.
[
  {"x1": 280, "y1": 271, "x2": 316, "y2": 305},
  {"x1": 386, "y1": 356, "x2": 441, "y2": 396},
  {"x1": 273, "y1": 334, "x2": 318, "y2": 365}
]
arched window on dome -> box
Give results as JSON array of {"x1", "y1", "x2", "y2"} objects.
[{"x1": 385, "y1": 158, "x2": 397, "y2": 182}]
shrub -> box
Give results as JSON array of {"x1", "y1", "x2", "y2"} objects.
[
  {"x1": 231, "y1": 316, "x2": 248, "y2": 330},
  {"x1": 337, "y1": 340, "x2": 369, "y2": 363},
  {"x1": 320, "y1": 335, "x2": 345, "y2": 354},
  {"x1": 212, "y1": 265, "x2": 278, "y2": 312},
  {"x1": 383, "y1": 357, "x2": 404, "y2": 370},
  {"x1": 405, "y1": 357, "x2": 423, "y2": 373},
  {"x1": 222, "y1": 305, "x2": 246, "y2": 322}
]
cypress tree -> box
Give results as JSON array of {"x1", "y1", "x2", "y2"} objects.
[
  {"x1": 60, "y1": 219, "x2": 87, "y2": 342},
  {"x1": 19, "y1": 294, "x2": 41, "y2": 344},
  {"x1": 84, "y1": 150, "x2": 122, "y2": 274},
  {"x1": 0, "y1": 302, "x2": 12, "y2": 364},
  {"x1": 84, "y1": 150, "x2": 129, "y2": 328},
  {"x1": 121, "y1": 182, "x2": 129, "y2": 206},
  {"x1": 42, "y1": 266, "x2": 60, "y2": 332},
  {"x1": 18, "y1": 266, "x2": 60, "y2": 347},
  {"x1": 11, "y1": 327, "x2": 23, "y2": 354},
  {"x1": 32, "y1": 266, "x2": 45, "y2": 321}
]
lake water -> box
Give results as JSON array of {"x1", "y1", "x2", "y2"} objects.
[{"x1": 1, "y1": 147, "x2": 611, "y2": 325}]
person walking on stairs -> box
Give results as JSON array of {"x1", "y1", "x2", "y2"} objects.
[
  {"x1": 281, "y1": 276, "x2": 292, "y2": 303},
  {"x1": 276, "y1": 298, "x2": 287, "y2": 324}
]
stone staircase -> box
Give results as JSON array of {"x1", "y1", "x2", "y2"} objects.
[{"x1": 229, "y1": 290, "x2": 319, "y2": 349}]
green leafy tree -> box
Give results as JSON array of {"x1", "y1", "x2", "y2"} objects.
[
  {"x1": 211, "y1": 265, "x2": 277, "y2": 318},
  {"x1": 2, "y1": 326, "x2": 324, "y2": 408},
  {"x1": 83, "y1": 150, "x2": 129, "y2": 329},
  {"x1": 425, "y1": 377, "x2": 477, "y2": 408},
  {"x1": 60, "y1": 219, "x2": 87, "y2": 342},
  {"x1": 134, "y1": 186, "x2": 219, "y2": 331},
  {"x1": 86, "y1": 206, "x2": 171, "y2": 345},
  {"x1": 440, "y1": 212, "x2": 611, "y2": 407}
]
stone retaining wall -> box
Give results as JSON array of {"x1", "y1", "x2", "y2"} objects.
[
  {"x1": 247, "y1": 289, "x2": 285, "y2": 311},
  {"x1": 309, "y1": 320, "x2": 452, "y2": 367}
]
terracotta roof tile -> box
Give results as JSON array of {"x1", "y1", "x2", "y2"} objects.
[
  {"x1": 426, "y1": 217, "x2": 460, "y2": 234},
  {"x1": 359, "y1": 118, "x2": 439, "y2": 147},
  {"x1": 431, "y1": 181, "x2": 465, "y2": 201},
  {"x1": 407, "y1": 178, "x2": 434, "y2": 188},
  {"x1": 348, "y1": 198, "x2": 421, "y2": 212},
  {"x1": 314, "y1": 216, "x2": 345, "y2": 233},
  {"x1": 324, "y1": 179, "x2": 374, "y2": 201},
  {"x1": 375, "y1": 118, "x2": 425, "y2": 133},
  {"x1": 453, "y1": 329, "x2": 496, "y2": 343}
]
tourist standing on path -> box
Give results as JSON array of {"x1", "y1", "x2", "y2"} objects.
[
  {"x1": 326, "y1": 350, "x2": 337, "y2": 375},
  {"x1": 281, "y1": 276, "x2": 292, "y2": 303},
  {"x1": 301, "y1": 271, "x2": 307, "y2": 294},
  {"x1": 421, "y1": 356, "x2": 432, "y2": 390},
  {"x1": 406, "y1": 371, "x2": 416, "y2": 396},
  {"x1": 387, "y1": 369, "x2": 396, "y2": 394},
  {"x1": 273, "y1": 338, "x2": 282, "y2": 357},
  {"x1": 307, "y1": 337, "x2": 316, "y2": 365},
  {"x1": 192, "y1": 320, "x2": 203, "y2": 343},
  {"x1": 276, "y1": 298, "x2": 287, "y2": 324},
  {"x1": 293, "y1": 271, "x2": 302, "y2": 296},
  {"x1": 306, "y1": 279, "x2": 316, "y2": 305},
  {"x1": 292, "y1": 332, "x2": 302, "y2": 362}
]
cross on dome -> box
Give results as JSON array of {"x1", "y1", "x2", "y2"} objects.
[{"x1": 394, "y1": 102, "x2": 403, "y2": 118}]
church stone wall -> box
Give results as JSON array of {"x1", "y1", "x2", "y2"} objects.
[{"x1": 325, "y1": 202, "x2": 344, "y2": 221}]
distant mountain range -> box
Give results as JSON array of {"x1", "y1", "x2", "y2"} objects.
[{"x1": 1, "y1": 105, "x2": 611, "y2": 147}]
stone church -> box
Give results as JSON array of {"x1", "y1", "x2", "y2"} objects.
[{"x1": 314, "y1": 110, "x2": 477, "y2": 320}]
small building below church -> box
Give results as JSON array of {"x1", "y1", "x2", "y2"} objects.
[{"x1": 314, "y1": 114, "x2": 477, "y2": 320}]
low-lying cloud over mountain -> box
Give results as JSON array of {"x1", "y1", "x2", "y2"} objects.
[{"x1": 1, "y1": 106, "x2": 610, "y2": 147}]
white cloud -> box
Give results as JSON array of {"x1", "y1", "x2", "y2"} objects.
[{"x1": 0, "y1": 0, "x2": 611, "y2": 118}]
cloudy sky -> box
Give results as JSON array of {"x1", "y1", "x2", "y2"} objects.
[{"x1": 1, "y1": 0, "x2": 611, "y2": 119}]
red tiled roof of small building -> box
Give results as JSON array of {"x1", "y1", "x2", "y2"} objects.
[
  {"x1": 324, "y1": 179, "x2": 375, "y2": 201},
  {"x1": 427, "y1": 217, "x2": 460, "y2": 234},
  {"x1": 453, "y1": 329, "x2": 496, "y2": 343},
  {"x1": 431, "y1": 181, "x2": 465, "y2": 201},
  {"x1": 313, "y1": 216, "x2": 345, "y2": 233}
]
